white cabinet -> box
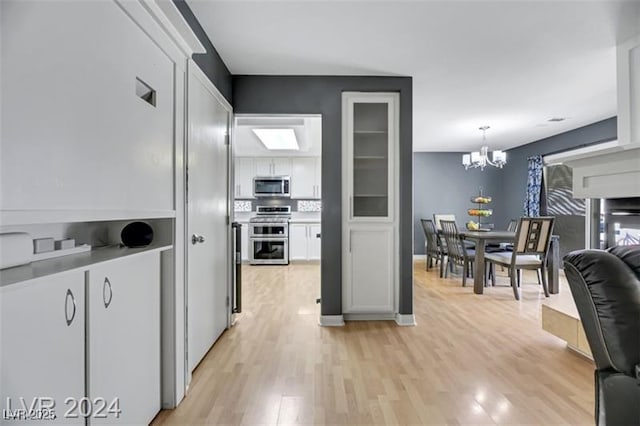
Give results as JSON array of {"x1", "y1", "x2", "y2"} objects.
[
  {"x1": 344, "y1": 227, "x2": 394, "y2": 313},
  {"x1": 291, "y1": 157, "x2": 321, "y2": 199},
  {"x1": 1, "y1": 0, "x2": 174, "y2": 213},
  {"x1": 308, "y1": 224, "x2": 322, "y2": 260},
  {"x1": 617, "y1": 34, "x2": 640, "y2": 146},
  {"x1": 254, "y1": 158, "x2": 291, "y2": 177},
  {"x1": 1, "y1": 271, "x2": 85, "y2": 425},
  {"x1": 289, "y1": 224, "x2": 308, "y2": 260},
  {"x1": 88, "y1": 252, "x2": 160, "y2": 425},
  {"x1": 342, "y1": 92, "x2": 399, "y2": 316},
  {"x1": 234, "y1": 158, "x2": 254, "y2": 198},
  {"x1": 241, "y1": 222, "x2": 249, "y2": 261},
  {"x1": 289, "y1": 223, "x2": 321, "y2": 261}
]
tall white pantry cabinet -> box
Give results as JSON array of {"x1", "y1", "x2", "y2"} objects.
[
  {"x1": 0, "y1": 0, "x2": 204, "y2": 423},
  {"x1": 342, "y1": 92, "x2": 400, "y2": 318}
]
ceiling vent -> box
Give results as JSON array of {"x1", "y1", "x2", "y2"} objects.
[{"x1": 548, "y1": 117, "x2": 567, "y2": 122}]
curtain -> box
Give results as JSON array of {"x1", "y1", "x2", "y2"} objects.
[{"x1": 523, "y1": 155, "x2": 544, "y2": 217}]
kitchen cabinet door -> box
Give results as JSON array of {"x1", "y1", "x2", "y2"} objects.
[
  {"x1": 235, "y1": 158, "x2": 254, "y2": 198},
  {"x1": 1, "y1": 271, "x2": 85, "y2": 425},
  {"x1": 254, "y1": 158, "x2": 273, "y2": 176},
  {"x1": 88, "y1": 252, "x2": 160, "y2": 425},
  {"x1": 241, "y1": 222, "x2": 249, "y2": 261},
  {"x1": 308, "y1": 224, "x2": 322, "y2": 260},
  {"x1": 272, "y1": 158, "x2": 291, "y2": 176},
  {"x1": 254, "y1": 158, "x2": 291, "y2": 177},
  {"x1": 343, "y1": 226, "x2": 395, "y2": 314},
  {"x1": 291, "y1": 158, "x2": 319, "y2": 199},
  {"x1": 289, "y1": 224, "x2": 309, "y2": 260}
]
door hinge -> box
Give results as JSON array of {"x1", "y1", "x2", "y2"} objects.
[
  {"x1": 226, "y1": 296, "x2": 230, "y2": 307},
  {"x1": 225, "y1": 134, "x2": 230, "y2": 145}
]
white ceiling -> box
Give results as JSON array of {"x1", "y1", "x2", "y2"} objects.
[
  {"x1": 234, "y1": 115, "x2": 322, "y2": 156},
  {"x1": 187, "y1": 0, "x2": 640, "y2": 152}
]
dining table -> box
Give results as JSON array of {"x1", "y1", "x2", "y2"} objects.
[{"x1": 459, "y1": 230, "x2": 560, "y2": 295}]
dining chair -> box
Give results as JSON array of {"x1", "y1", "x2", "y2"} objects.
[
  {"x1": 433, "y1": 214, "x2": 456, "y2": 231},
  {"x1": 485, "y1": 217, "x2": 555, "y2": 300},
  {"x1": 440, "y1": 220, "x2": 475, "y2": 286},
  {"x1": 420, "y1": 219, "x2": 444, "y2": 272}
]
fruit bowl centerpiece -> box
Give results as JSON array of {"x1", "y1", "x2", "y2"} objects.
[{"x1": 466, "y1": 188, "x2": 494, "y2": 231}]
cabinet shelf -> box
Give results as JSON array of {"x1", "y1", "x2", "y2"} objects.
[
  {"x1": 354, "y1": 156, "x2": 387, "y2": 160},
  {"x1": 354, "y1": 194, "x2": 387, "y2": 198},
  {"x1": 0, "y1": 243, "x2": 172, "y2": 288}
]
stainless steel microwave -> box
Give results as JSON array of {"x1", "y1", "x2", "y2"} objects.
[{"x1": 253, "y1": 176, "x2": 291, "y2": 198}]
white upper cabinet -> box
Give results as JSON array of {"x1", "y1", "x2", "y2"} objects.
[
  {"x1": 234, "y1": 158, "x2": 255, "y2": 198},
  {"x1": 254, "y1": 158, "x2": 291, "y2": 177},
  {"x1": 1, "y1": 0, "x2": 174, "y2": 213},
  {"x1": 291, "y1": 157, "x2": 321, "y2": 199}
]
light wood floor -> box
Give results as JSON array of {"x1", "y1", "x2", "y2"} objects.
[{"x1": 153, "y1": 260, "x2": 594, "y2": 425}]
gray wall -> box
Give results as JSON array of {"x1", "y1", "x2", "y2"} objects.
[
  {"x1": 173, "y1": 0, "x2": 232, "y2": 104},
  {"x1": 413, "y1": 153, "x2": 503, "y2": 254},
  {"x1": 499, "y1": 117, "x2": 617, "y2": 222},
  {"x1": 233, "y1": 76, "x2": 413, "y2": 316},
  {"x1": 412, "y1": 117, "x2": 618, "y2": 255}
]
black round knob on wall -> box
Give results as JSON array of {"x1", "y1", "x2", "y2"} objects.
[{"x1": 121, "y1": 222, "x2": 154, "y2": 248}]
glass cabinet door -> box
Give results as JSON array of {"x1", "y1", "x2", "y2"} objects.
[{"x1": 352, "y1": 102, "x2": 390, "y2": 218}]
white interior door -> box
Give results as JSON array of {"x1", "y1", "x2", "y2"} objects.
[{"x1": 187, "y1": 62, "x2": 231, "y2": 372}]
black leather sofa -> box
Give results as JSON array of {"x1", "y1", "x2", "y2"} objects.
[{"x1": 563, "y1": 246, "x2": 640, "y2": 426}]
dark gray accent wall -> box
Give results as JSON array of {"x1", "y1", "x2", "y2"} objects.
[
  {"x1": 173, "y1": 0, "x2": 232, "y2": 103},
  {"x1": 413, "y1": 153, "x2": 503, "y2": 254},
  {"x1": 499, "y1": 117, "x2": 617, "y2": 223},
  {"x1": 233, "y1": 76, "x2": 413, "y2": 316}
]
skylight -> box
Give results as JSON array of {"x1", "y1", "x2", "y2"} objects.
[{"x1": 252, "y1": 128, "x2": 299, "y2": 150}]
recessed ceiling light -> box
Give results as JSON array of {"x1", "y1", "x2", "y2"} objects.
[
  {"x1": 252, "y1": 128, "x2": 299, "y2": 150},
  {"x1": 548, "y1": 117, "x2": 567, "y2": 122}
]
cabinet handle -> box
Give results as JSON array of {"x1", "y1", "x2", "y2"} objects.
[
  {"x1": 65, "y1": 288, "x2": 76, "y2": 326},
  {"x1": 349, "y1": 232, "x2": 352, "y2": 253},
  {"x1": 103, "y1": 277, "x2": 113, "y2": 309},
  {"x1": 350, "y1": 196, "x2": 353, "y2": 218}
]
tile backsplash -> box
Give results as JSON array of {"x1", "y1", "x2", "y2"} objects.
[
  {"x1": 297, "y1": 200, "x2": 322, "y2": 212},
  {"x1": 235, "y1": 199, "x2": 321, "y2": 212},
  {"x1": 234, "y1": 200, "x2": 252, "y2": 212}
]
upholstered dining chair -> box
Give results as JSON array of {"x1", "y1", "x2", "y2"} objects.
[
  {"x1": 440, "y1": 220, "x2": 476, "y2": 287},
  {"x1": 485, "y1": 217, "x2": 555, "y2": 300},
  {"x1": 420, "y1": 219, "x2": 444, "y2": 272}
]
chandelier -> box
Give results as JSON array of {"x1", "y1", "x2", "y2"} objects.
[{"x1": 462, "y1": 126, "x2": 506, "y2": 170}]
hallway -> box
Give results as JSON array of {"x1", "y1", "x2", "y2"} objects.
[{"x1": 153, "y1": 262, "x2": 593, "y2": 425}]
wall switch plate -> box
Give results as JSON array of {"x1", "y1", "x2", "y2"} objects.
[
  {"x1": 55, "y1": 239, "x2": 75, "y2": 250},
  {"x1": 33, "y1": 238, "x2": 55, "y2": 254}
]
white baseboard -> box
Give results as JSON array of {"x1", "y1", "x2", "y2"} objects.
[
  {"x1": 413, "y1": 254, "x2": 427, "y2": 261},
  {"x1": 395, "y1": 313, "x2": 417, "y2": 326},
  {"x1": 343, "y1": 313, "x2": 397, "y2": 321},
  {"x1": 318, "y1": 315, "x2": 345, "y2": 327}
]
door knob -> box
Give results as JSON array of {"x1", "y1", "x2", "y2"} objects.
[{"x1": 191, "y1": 234, "x2": 205, "y2": 244}]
